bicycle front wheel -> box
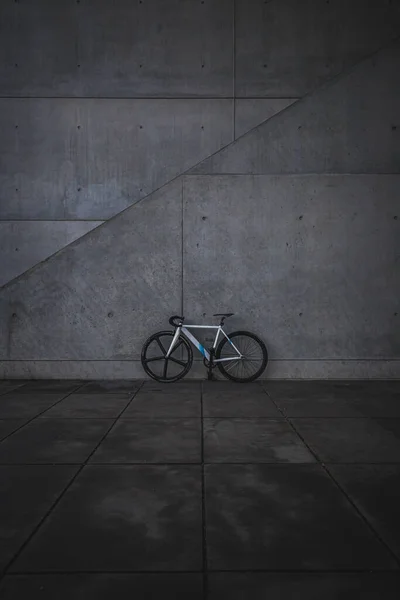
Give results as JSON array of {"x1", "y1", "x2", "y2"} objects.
[
  {"x1": 141, "y1": 330, "x2": 193, "y2": 383},
  {"x1": 216, "y1": 331, "x2": 268, "y2": 383}
]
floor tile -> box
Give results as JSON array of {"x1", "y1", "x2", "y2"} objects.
[
  {"x1": 0, "y1": 381, "x2": 26, "y2": 396},
  {"x1": 90, "y1": 419, "x2": 201, "y2": 464},
  {"x1": 0, "y1": 419, "x2": 112, "y2": 464},
  {"x1": 204, "y1": 419, "x2": 315, "y2": 463},
  {"x1": 122, "y1": 391, "x2": 201, "y2": 418},
  {"x1": 203, "y1": 391, "x2": 281, "y2": 417},
  {"x1": 41, "y1": 394, "x2": 132, "y2": 418},
  {"x1": 205, "y1": 464, "x2": 397, "y2": 570},
  {"x1": 345, "y1": 380, "x2": 400, "y2": 395},
  {"x1": 328, "y1": 464, "x2": 400, "y2": 558},
  {"x1": 142, "y1": 381, "x2": 201, "y2": 393},
  {"x1": 265, "y1": 380, "x2": 400, "y2": 400},
  {"x1": 11, "y1": 465, "x2": 202, "y2": 572},
  {"x1": 291, "y1": 418, "x2": 400, "y2": 463},
  {"x1": 270, "y1": 397, "x2": 364, "y2": 418},
  {"x1": 208, "y1": 573, "x2": 400, "y2": 599},
  {"x1": 202, "y1": 381, "x2": 263, "y2": 392},
  {"x1": 79, "y1": 380, "x2": 142, "y2": 393},
  {"x1": 0, "y1": 394, "x2": 67, "y2": 418},
  {"x1": 14, "y1": 381, "x2": 84, "y2": 394},
  {"x1": 0, "y1": 420, "x2": 26, "y2": 442},
  {"x1": 0, "y1": 465, "x2": 78, "y2": 570},
  {"x1": 350, "y1": 396, "x2": 400, "y2": 418},
  {"x1": 264, "y1": 381, "x2": 399, "y2": 417},
  {"x1": 0, "y1": 574, "x2": 203, "y2": 600},
  {"x1": 263, "y1": 381, "x2": 357, "y2": 399},
  {"x1": 375, "y1": 419, "x2": 400, "y2": 438}
]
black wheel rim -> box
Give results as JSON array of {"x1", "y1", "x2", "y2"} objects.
[
  {"x1": 219, "y1": 335, "x2": 265, "y2": 380},
  {"x1": 143, "y1": 333, "x2": 190, "y2": 381}
]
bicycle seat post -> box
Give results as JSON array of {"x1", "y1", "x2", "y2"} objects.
[{"x1": 213, "y1": 312, "x2": 234, "y2": 327}]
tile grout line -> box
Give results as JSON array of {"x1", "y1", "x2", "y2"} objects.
[
  {"x1": 0, "y1": 382, "x2": 88, "y2": 444},
  {"x1": 0, "y1": 381, "x2": 145, "y2": 578},
  {"x1": 200, "y1": 381, "x2": 208, "y2": 600},
  {"x1": 0, "y1": 383, "x2": 26, "y2": 397},
  {"x1": 6, "y1": 567, "x2": 398, "y2": 576},
  {"x1": 1, "y1": 461, "x2": 400, "y2": 467},
  {"x1": 262, "y1": 384, "x2": 400, "y2": 569}
]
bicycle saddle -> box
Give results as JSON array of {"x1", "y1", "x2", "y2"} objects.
[{"x1": 213, "y1": 313, "x2": 234, "y2": 317}]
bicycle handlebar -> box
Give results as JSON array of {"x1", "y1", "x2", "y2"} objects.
[{"x1": 169, "y1": 315, "x2": 184, "y2": 327}]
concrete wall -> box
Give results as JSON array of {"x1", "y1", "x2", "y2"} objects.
[
  {"x1": 0, "y1": 2, "x2": 399, "y2": 378},
  {"x1": 2, "y1": 0, "x2": 400, "y2": 286},
  {"x1": 0, "y1": 221, "x2": 103, "y2": 286},
  {"x1": 0, "y1": 38, "x2": 399, "y2": 379},
  {"x1": 193, "y1": 44, "x2": 400, "y2": 175},
  {"x1": 183, "y1": 174, "x2": 399, "y2": 363}
]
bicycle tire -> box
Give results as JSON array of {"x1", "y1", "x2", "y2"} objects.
[
  {"x1": 141, "y1": 330, "x2": 193, "y2": 383},
  {"x1": 215, "y1": 330, "x2": 268, "y2": 383}
]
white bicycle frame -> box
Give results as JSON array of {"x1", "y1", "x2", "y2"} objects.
[{"x1": 166, "y1": 324, "x2": 242, "y2": 362}]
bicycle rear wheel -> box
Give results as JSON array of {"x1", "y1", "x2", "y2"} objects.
[
  {"x1": 216, "y1": 331, "x2": 268, "y2": 382},
  {"x1": 141, "y1": 330, "x2": 193, "y2": 383}
]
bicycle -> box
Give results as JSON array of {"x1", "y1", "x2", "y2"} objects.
[{"x1": 141, "y1": 314, "x2": 268, "y2": 383}]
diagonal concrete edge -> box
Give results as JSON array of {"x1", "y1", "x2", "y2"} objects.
[
  {"x1": 1, "y1": 36, "x2": 400, "y2": 373},
  {"x1": 0, "y1": 36, "x2": 398, "y2": 297},
  {"x1": 0, "y1": 103, "x2": 295, "y2": 291},
  {"x1": 0, "y1": 221, "x2": 104, "y2": 288},
  {"x1": 2, "y1": 35, "x2": 399, "y2": 291},
  {"x1": 0, "y1": 99, "x2": 297, "y2": 290},
  {"x1": 191, "y1": 36, "x2": 400, "y2": 175},
  {"x1": 0, "y1": 178, "x2": 184, "y2": 360}
]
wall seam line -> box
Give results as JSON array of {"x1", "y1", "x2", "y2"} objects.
[{"x1": 233, "y1": 0, "x2": 236, "y2": 140}]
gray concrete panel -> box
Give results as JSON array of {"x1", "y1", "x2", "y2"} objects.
[
  {"x1": 235, "y1": 0, "x2": 400, "y2": 97},
  {"x1": 0, "y1": 221, "x2": 103, "y2": 287},
  {"x1": 0, "y1": 0, "x2": 233, "y2": 97},
  {"x1": 182, "y1": 175, "x2": 400, "y2": 360},
  {"x1": 0, "y1": 100, "x2": 80, "y2": 219},
  {"x1": 235, "y1": 99, "x2": 297, "y2": 138},
  {"x1": 77, "y1": 0, "x2": 233, "y2": 97},
  {"x1": 0, "y1": 99, "x2": 232, "y2": 219},
  {"x1": 0, "y1": 179, "x2": 182, "y2": 360},
  {"x1": 193, "y1": 42, "x2": 400, "y2": 174},
  {"x1": 70, "y1": 99, "x2": 233, "y2": 219},
  {"x1": 0, "y1": 0, "x2": 80, "y2": 97}
]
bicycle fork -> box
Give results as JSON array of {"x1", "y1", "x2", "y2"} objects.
[{"x1": 166, "y1": 327, "x2": 181, "y2": 358}]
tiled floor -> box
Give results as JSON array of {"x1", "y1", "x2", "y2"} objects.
[{"x1": 0, "y1": 379, "x2": 400, "y2": 598}]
